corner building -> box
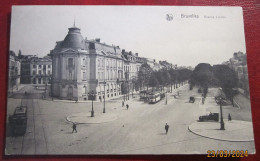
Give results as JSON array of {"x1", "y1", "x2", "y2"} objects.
[{"x1": 51, "y1": 25, "x2": 124, "y2": 101}]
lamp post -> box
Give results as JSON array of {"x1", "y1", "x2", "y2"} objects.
[
  {"x1": 218, "y1": 88, "x2": 225, "y2": 130},
  {"x1": 103, "y1": 81, "x2": 106, "y2": 113},
  {"x1": 166, "y1": 91, "x2": 168, "y2": 104},
  {"x1": 88, "y1": 90, "x2": 95, "y2": 117},
  {"x1": 43, "y1": 65, "x2": 47, "y2": 99}
]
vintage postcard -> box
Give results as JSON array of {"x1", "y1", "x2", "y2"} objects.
[{"x1": 6, "y1": 6, "x2": 255, "y2": 155}]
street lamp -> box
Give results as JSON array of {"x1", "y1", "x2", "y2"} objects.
[
  {"x1": 88, "y1": 90, "x2": 95, "y2": 117},
  {"x1": 218, "y1": 88, "x2": 225, "y2": 130},
  {"x1": 43, "y1": 65, "x2": 47, "y2": 99},
  {"x1": 166, "y1": 91, "x2": 168, "y2": 104},
  {"x1": 103, "y1": 81, "x2": 106, "y2": 113}
]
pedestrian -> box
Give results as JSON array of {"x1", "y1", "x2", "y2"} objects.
[
  {"x1": 122, "y1": 101, "x2": 124, "y2": 107},
  {"x1": 202, "y1": 97, "x2": 205, "y2": 104},
  {"x1": 228, "y1": 113, "x2": 232, "y2": 121},
  {"x1": 72, "y1": 123, "x2": 77, "y2": 133},
  {"x1": 126, "y1": 104, "x2": 129, "y2": 110},
  {"x1": 165, "y1": 123, "x2": 169, "y2": 135}
]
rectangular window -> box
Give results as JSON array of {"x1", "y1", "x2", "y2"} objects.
[
  {"x1": 38, "y1": 70, "x2": 41, "y2": 75},
  {"x1": 68, "y1": 58, "x2": 73, "y2": 68},
  {"x1": 83, "y1": 58, "x2": 86, "y2": 67},
  {"x1": 48, "y1": 71, "x2": 51, "y2": 75},
  {"x1": 83, "y1": 72, "x2": 86, "y2": 80},
  {"x1": 33, "y1": 71, "x2": 36, "y2": 75},
  {"x1": 38, "y1": 65, "x2": 42, "y2": 68},
  {"x1": 33, "y1": 65, "x2": 36, "y2": 68},
  {"x1": 38, "y1": 78, "x2": 41, "y2": 84},
  {"x1": 48, "y1": 65, "x2": 51, "y2": 68}
]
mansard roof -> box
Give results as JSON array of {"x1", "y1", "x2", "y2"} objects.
[{"x1": 61, "y1": 26, "x2": 86, "y2": 50}]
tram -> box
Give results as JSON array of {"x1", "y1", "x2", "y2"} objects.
[
  {"x1": 8, "y1": 106, "x2": 27, "y2": 136},
  {"x1": 148, "y1": 92, "x2": 162, "y2": 104},
  {"x1": 140, "y1": 90, "x2": 153, "y2": 100}
]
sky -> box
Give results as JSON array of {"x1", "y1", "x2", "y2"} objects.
[{"x1": 10, "y1": 6, "x2": 246, "y2": 67}]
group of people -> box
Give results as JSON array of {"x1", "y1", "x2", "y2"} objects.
[{"x1": 122, "y1": 101, "x2": 129, "y2": 110}]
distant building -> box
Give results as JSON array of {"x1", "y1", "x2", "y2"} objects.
[
  {"x1": 20, "y1": 55, "x2": 52, "y2": 85},
  {"x1": 159, "y1": 61, "x2": 173, "y2": 70},
  {"x1": 141, "y1": 57, "x2": 162, "y2": 71},
  {"x1": 8, "y1": 51, "x2": 20, "y2": 93},
  {"x1": 122, "y1": 50, "x2": 143, "y2": 95},
  {"x1": 30, "y1": 56, "x2": 52, "y2": 85},
  {"x1": 224, "y1": 51, "x2": 249, "y2": 95}
]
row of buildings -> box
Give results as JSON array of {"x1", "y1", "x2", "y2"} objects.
[
  {"x1": 8, "y1": 53, "x2": 52, "y2": 94},
  {"x1": 50, "y1": 24, "x2": 176, "y2": 101},
  {"x1": 9, "y1": 24, "x2": 176, "y2": 101},
  {"x1": 223, "y1": 51, "x2": 249, "y2": 96}
]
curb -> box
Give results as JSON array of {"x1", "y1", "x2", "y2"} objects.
[
  {"x1": 188, "y1": 124, "x2": 254, "y2": 142},
  {"x1": 66, "y1": 113, "x2": 118, "y2": 124}
]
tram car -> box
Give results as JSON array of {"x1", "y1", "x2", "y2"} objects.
[
  {"x1": 8, "y1": 106, "x2": 27, "y2": 136},
  {"x1": 148, "y1": 92, "x2": 162, "y2": 104},
  {"x1": 140, "y1": 90, "x2": 153, "y2": 100}
]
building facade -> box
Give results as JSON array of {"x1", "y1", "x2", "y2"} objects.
[
  {"x1": 51, "y1": 25, "x2": 125, "y2": 101},
  {"x1": 20, "y1": 55, "x2": 52, "y2": 85},
  {"x1": 8, "y1": 51, "x2": 21, "y2": 93},
  {"x1": 30, "y1": 56, "x2": 52, "y2": 85}
]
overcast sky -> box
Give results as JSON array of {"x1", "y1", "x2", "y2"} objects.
[{"x1": 10, "y1": 6, "x2": 246, "y2": 67}]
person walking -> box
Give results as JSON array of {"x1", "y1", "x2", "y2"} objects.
[
  {"x1": 228, "y1": 113, "x2": 232, "y2": 121},
  {"x1": 72, "y1": 123, "x2": 77, "y2": 133},
  {"x1": 126, "y1": 104, "x2": 129, "y2": 110},
  {"x1": 122, "y1": 101, "x2": 124, "y2": 107},
  {"x1": 165, "y1": 123, "x2": 169, "y2": 135}
]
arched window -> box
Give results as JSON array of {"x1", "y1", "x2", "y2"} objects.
[{"x1": 83, "y1": 85, "x2": 87, "y2": 94}]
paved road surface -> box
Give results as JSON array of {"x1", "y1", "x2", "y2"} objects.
[{"x1": 5, "y1": 84, "x2": 255, "y2": 155}]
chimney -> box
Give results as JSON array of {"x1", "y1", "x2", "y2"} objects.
[
  {"x1": 135, "y1": 53, "x2": 138, "y2": 56},
  {"x1": 95, "y1": 38, "x2": 100, "y2": 42},
  {"x1": 122, "y1": 49, "x2": 125, "y2": 54}
]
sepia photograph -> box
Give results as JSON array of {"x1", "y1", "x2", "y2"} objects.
[{"x1": 5, "y1": 6, "x2": 255, "y2": 155}]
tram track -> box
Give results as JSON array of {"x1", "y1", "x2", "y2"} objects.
[
  {"x1": 8, "y1": 93, "x2": 43, "y2": 155},
  {"x1": 8, "y1": 94, "x2": 28, "y2": 155},
  {"x1": 19, "y1": 95, "x2": 28, "y2": 154}
]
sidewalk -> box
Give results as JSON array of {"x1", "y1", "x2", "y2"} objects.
[
  {"x1": 188, "y1": 120, "x2": 254, "y2": 142},
  {"x1": 189, "y1": 88, "x2": 254, "y2": 142},
  {"x1": 233, "y1": 93, "x2": 251, "y2": 109}
]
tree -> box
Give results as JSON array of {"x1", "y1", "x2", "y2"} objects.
[
  {"x1": 190, "y1": 63, "x2": 214, "y2": 89},
  {"x1": 177, "y1": 68, "x2": 192, "y2": 85},
  {"x1": 169, "y1": 68, "x2": 178, "y2": 91},
  {"x1": 213, "y1": 65, "x2": 239, "y2": 106},
  {"x1": 162, "y1": 69, "x2": 171, "y2": 91},
  {"x1": 137, "y1": 63, "x2": 153, "y2": 90},
  {"x1": 148, "y1": 72, "x2": 159, "y2": 92}
]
